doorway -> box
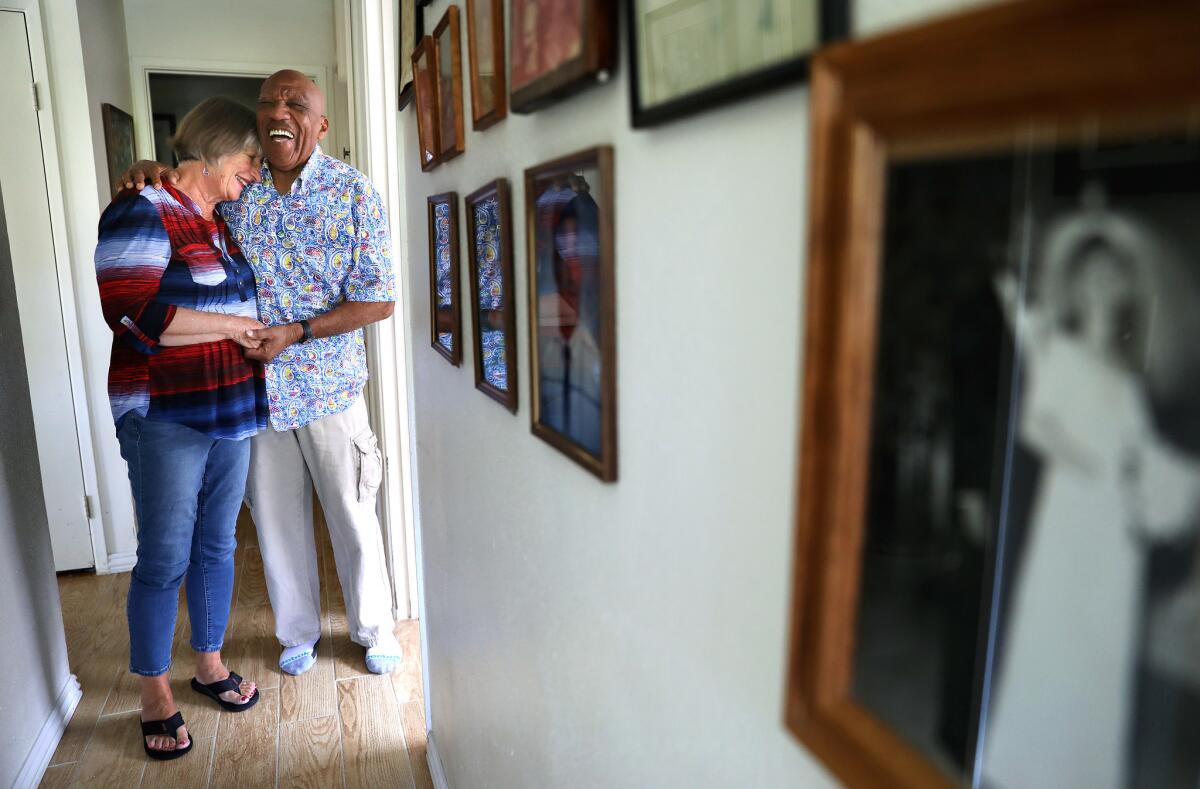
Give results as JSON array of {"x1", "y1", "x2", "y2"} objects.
[
  {"x1": 147, "y1": 73, "x2": 263, "y2": 164},
  {"x1": 0, "y1": 9, "x2": 94, "y2": 571}
]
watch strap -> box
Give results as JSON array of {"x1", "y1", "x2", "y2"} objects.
[{"x1": 299, "y1": 319, "x2": 313, "y2": 342}]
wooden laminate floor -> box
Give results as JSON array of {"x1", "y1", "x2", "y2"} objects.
[{"x1": 40, "y1": 505, "x2": 433, "y2": 789}]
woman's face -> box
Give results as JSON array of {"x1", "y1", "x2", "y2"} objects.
[
  {"x1": 1073, "y1": 247, "x2": 1136, "y2": 358},
  {"x1": 211, "y1": 149, "x2": 263, "y2": 202}
]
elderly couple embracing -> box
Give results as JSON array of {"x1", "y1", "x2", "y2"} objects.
[{"x1": 95, "y1": 70, "x2": 400, "y2": 759}]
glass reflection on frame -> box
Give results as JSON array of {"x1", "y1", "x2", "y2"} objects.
[
  {"x1": 427, "y1": 191, "x2": 461, "y2": 365},
  {"x1": 432, "y1": 6, "x2": 465, "y2": 162},
  {"x1": 525, "y1": 146, "x2": 617, "y2": 480},
  {"x1": 467, "y1": 178, "x2": 517, "y2": 411}
]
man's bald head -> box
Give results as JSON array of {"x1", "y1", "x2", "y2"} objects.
[{"x1": 257, "y1": 69, "x2": 329, "y2": 178}]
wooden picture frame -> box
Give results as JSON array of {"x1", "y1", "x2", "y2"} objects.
[
  {"x1": 626, "y1": 0, "x2": 849, "y2": 129},
  {"x1": 432, "y1": 6, "x2": 466, "y2": 163},
  {"x1": 427, "y1": 191, "x2": 462, "y2": 365},
  {"x1": 785, "y1": 2, "x2": 1200, "y2": 788},
  {"x1": 411, "y1": 36, "x2": 441, "y2": 171},
  {"x1": 509, "y1": 0, "x2": 617, "y2": 114},
  {"x1": 525, "y1": 147, "x2": 617, "y2": 481},
  {"x1": 466, "y1": 0, "x2": 508, "y2": 130},
  {"x1": 101, "y1": 103, "x2": 136, "y2": 197},
  {"x1": 398, "y1": 0, "x2": 426, "y2": 109},
  {"x1": 466, "y1": 179, "x2": 518, "y2": 411}
]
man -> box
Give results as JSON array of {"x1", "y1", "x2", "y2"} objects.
[{"x1": 125, "y1": 70, "x2": 402, "y2": 676}]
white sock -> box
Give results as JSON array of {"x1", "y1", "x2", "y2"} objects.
[{"x1": 280, "y1": 639, "x2": 319, "y2": 668}]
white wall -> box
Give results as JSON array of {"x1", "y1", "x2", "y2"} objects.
[
  {"x1": 0, "y1": 191, "x2": 76, "y2": 789},
  {"x1": 78, "y1": 0, "x2": 133, "y2": 204},
  {"x1": 402, "y1": 0, "x2": 994, "y2": 787}
]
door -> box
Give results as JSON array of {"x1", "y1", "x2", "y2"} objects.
[{"x1": 0, "y1": 10, "x2": 94, "y2": 571}]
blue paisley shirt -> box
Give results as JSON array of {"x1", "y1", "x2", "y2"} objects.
[{"x1": 220, "y1": 147, "x2": 395, "y2": 430}]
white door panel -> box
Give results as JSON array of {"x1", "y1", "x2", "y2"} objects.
[{"x1": 0, "y1": 10, "x2": 94, "y2": 571}]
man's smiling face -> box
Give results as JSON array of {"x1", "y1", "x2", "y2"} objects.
[{"x1": 256, "y1": 70, "x2": 329, "y2": 174}]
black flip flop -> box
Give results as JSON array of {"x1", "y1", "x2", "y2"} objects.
[
  {"x1": 141, "y1": 711, "x2": 193, "y2": 761},
  {"x1": 190, "y1": 670, "x2": 260, "y2": 712}
]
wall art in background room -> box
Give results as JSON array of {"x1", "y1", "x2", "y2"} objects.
[
  {"x1": 398, "y1": 0, "x2": 426, "y2": 109},
  {"x1": 101, "y1": 103, "x2": 136, "y2": 197},
  {"x1": 428, "y1": 191, "x2": 462, "y2": 365},
  {"x1": 433, "y1": 6, "x2": 466, "y2": 163},
  {"x1": 627, "y1": 0, "x2": 848, "y2": 128},
  {"x1": 467, "y1": 178, "x2": 518, "y2": 411},
  {"x1": 510, "y1": 0, "x2": 617, "y2": 113},
  {"x1": 412, "y1": 35, "x2": 441, "y2": 171},
  {"x1": 467, "y1": 0, "x2": 508, "y2": 129},
  {"x1": 525, "y1": 147, "x2": 617, "y2": 480},
  {"x1": 151, "y1": 112, "x2": 176, "y2": 166},
  {"x1": 785, "y1": 2, "x2": 1200, "y2": 788}
]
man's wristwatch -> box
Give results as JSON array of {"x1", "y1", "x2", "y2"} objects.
[{"x1": 298, "y1": 319, "x2": 313, "y2": 342}]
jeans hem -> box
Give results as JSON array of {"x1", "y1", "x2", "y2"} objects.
[
  {"x1": 191, "y1": 643, "x2": 224, "y2": 654},
  {"x1": 129, "y1": 663, "x2": 172, "y2": 677}
]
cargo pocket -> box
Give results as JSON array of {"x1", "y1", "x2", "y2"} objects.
[{"x1": 353, "y1": 428, "x2": 383, "y2": 502}]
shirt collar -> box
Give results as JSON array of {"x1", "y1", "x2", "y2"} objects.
[{"x1": 262, "y1": 145, "x2": 325, "y2": 195}]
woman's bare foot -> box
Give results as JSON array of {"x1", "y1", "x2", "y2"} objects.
[
  {"x1": 195, "y1": 651, "x2": 257, "y2": 704},
  {"x1": 139, "y1": 676, "x2": 189, "y2": 753}
]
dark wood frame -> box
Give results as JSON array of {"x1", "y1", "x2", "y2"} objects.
[
  {"x1": 101, "y1": 103, "x2": 136, "y2": 198},
  {"x1": 785, "y1": 1, "x2": 1200, "y2": 787},
  {"x1": 411, "y1": 36, "x2": 441, "y2": 171},
  {"x1": 509, "y1": 0, "x2": 617, "y2": 114},
  {"x1": 626, "y1": 0, "x2": 848, "y2": 129},
  {"x1": 525, "y1": 147, "x2": 617, "y2": 481},
  {"x1": 427, "y1": 191, "x2": 462, "y2": 366},
  {"x1": 466, "y1": 0, "x2": 508, "y2": 130},
  {"x1": 432, "y1": 6, "x2": 466, "y2": 163},
  {"x1": 466, "y1": 179, "x2": 518, "y2": 412},
  {"x1": 398, "y1": 0, "x2": 426, "y2": 110}
]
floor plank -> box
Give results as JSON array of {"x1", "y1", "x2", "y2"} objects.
[
  {"x1": 38, "y1": 763, "x2": 76, "y2": 789},
  {"x1": 391, "y1": 620, "x2": 423, "y2": 703},
  {"x1": 401, "y1": 701, "x2": 434, "y2": 789},
  {"x1": 338, "y1": 676, "x2": 415, "y2": 789},
  {"x1": 67, "y1": 711, "x2": 146, "y2": 788},
  {"x1": 139, "y1": 736, "x2": 215, "y2": 789},
  {"x1": 237, "y1": 542, "x2": 270, "y2": 608},
  {"x1": 281, "y1": 616, "x2": 336, "y2": 723},
  {"x1": 209, "y1": 688, "x2": 280, "y2": 789},
  {"x1": 223, "y1": 603, "x2": 281, "y2": 691},
  {"x1": 279, "y1": 715, "x2": 343, "y2": 789}
]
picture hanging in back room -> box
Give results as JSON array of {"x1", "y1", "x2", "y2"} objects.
[
  {"x1": 467, "y1": 178, "x2": 518, "y2": 412},
  {"x1": 626, "y1": 0, "x2": 848, "y2": 128},
  {"x1": 433, "y1": 6, "x2": 466, "y2": 163},
  {"x1": 427, "y1": 191, "x2": 462, "y2": 365},
  {"x1": 525, "y1": 147, "x2": 617, "y2": 481},
  {"x1": 785, "y1": 2, "x2": 1200, "y2": 788},
  {"x1": 411, "y1": 35, "x2": 441, "y2": 171},
  {"x1": 509, "y1": 0, "x2": 617, "y2": 113},
  {"x1": 467, "y1": 0, "x2": 508, "y2": 129},
  {"x1": 397, "y1": 0, "x2": 425, "y2": 109},
  {"x1": 101, "y1": 103, "x2": 136, "y2": 197}
]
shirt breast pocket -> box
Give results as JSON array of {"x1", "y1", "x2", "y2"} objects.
[{"x1": 177, "y1": 242, "x2": 229, "y2": 286}]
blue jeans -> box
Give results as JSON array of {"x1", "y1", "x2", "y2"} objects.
[{"x1": 117, "y1": 415, "x2": 250, "y2": 676}]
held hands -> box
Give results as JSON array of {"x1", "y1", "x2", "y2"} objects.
[
  {"x1": 229, "y1": 317, "x2": 266, "y2": 350},
  {"x1": 120, "y1": 159, "x2": 177, "y2": 191},
  {"x1": 243, "y1": 324, "x2": 305, "y2": 363}
]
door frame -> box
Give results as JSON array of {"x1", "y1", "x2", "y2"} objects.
[
  {"x1": 128, "y1": 57, "x2": 336, "y2": 164},
  {"x1": 2, "y1": 0, "x2": 108, "y2": 571}
]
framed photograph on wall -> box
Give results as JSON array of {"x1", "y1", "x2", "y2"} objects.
[
  {"x1": 411, "y1": 36, "x2": 441, "y2": 171},
  {"x1": 627, "y1": 0, "x2": 848, "y2": 128},
  {"x1": 467, "y1": 0, "x2": 508, "y2": 129},
  {"x1": 101, "y1": 103, "x2": 136, "y2": 197},
  {"x1": 151, "y1": 113, "x2": 176, "y2": 166},
  {"x1": 786, "y1": 2, "x2": 1200, "y2": 788},
  {"x1": 428, "y1": 191, "x2": 462, "y2": 365},
  {"x1": 509, "y1": 0, "x2": 617, "y2": 114},
  {"x1": 467, "y1": 179, "x2": 518, "y2": 411},
  {"x1": 432, "y1": 6, "x2": 466, "y2": 163},
  {"x1": 398, "y1": 0, "x2": 426, "y2": 109},
  {"x1": 525, "y1": 147, "x2": 617, "y2": 480}
]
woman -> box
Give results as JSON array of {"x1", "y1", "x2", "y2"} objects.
[{"x1": 95, "y1": 97, "x2": 268, "y2": 760}]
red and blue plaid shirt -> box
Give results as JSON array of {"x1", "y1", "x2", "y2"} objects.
[{"x1": 95, "y1": 185, "x2": 266, "y2": 440}]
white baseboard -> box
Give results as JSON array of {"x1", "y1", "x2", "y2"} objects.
[
  {"x1": 427, "y1": 729, "x2": 450, "y2": 789},
  {"x1": 14, "y1": 673, "x2": 82, "y2": 789},
  {"x1": 106, "y1": 550, "x2": 137, "y2": 573}
]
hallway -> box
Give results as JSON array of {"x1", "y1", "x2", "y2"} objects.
[{"x1": 39, "y1": 506, "x2": 432, "y2": 789}]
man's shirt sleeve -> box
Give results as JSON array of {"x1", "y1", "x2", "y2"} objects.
[
  {"x1": 95, "y1": 194, "x2": 176, "y2": 354},
  {"x1": 346, "y1": 179, "x2": 396, "y2": 303}
]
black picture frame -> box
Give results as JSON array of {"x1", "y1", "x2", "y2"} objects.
[
  {"x1": 466, "y1": 178, "x2": 518, "y2": 412},
  {"x1": 626, "y1": 0, "x2": 850, "y2": 129}
]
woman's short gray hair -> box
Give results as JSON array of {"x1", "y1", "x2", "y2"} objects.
[{"x1": 172, "y1": 97, "x2": 261, "y2": 165}]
